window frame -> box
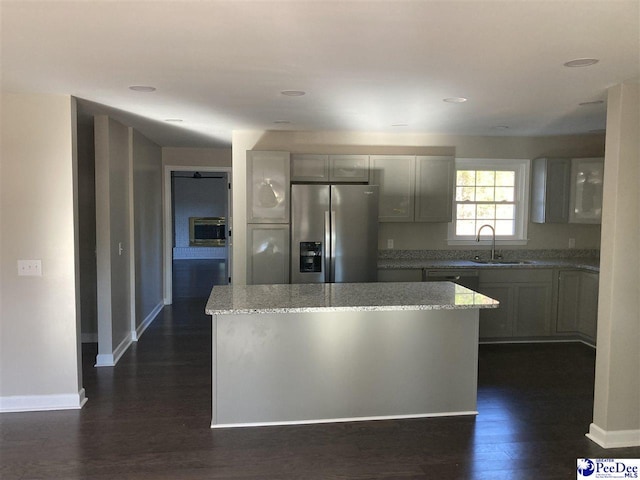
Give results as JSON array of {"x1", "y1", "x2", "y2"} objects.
[{"x1": 447, "y1": 158, "x2": 531, "y2": 246}]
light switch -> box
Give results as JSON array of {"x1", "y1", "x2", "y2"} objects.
[
  {"x1": 568, "y1": 238, "x2": 576, "y2": 248},
  {"x1": 18, "y1": 260, "x2": 42, "y2": 276},
  {"x1": 387, "y1": 239, "x2": 394, "y2": 249}
]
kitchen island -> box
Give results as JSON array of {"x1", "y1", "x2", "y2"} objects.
[{"x1": 205, "y1": 282, "x2": 498, "y2": 428}]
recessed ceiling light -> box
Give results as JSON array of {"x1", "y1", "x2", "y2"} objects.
[
  {"x1": 579, "y1": 100, "x2": 604, "y2": 106},
  {"x1": 274, "y1": 120, "x2": 291, "y2": 124},
  {"x1": 563, "y1": 58, "x2": 599, "y2": 68},
  {"x1": 280, "y1": 90, "x2": 306, "y2": 96},
  {"x1": 443, "y1": 97, "x2": 467, "y2": 103},
  {"x1": 129, "y1": 85, "x2": 156, "y2": 92},
  {"x1": 165, "y1": 118, "x2": 183, "y2": 122},
  {"x1": 391, "y1": 123, "x2": 408, "y2": 127},
  {"x1": 492, "y1": 125, "x2": 510, "y2": 130}
]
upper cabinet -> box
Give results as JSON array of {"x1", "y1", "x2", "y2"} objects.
[
  {"x1": 531, "y1": 156, "x2": 604, "y2": 224},
  {"x1": 329, "y1": 155, "x2": 369, "y2": 182},
  {"x1": 569, "y1": 157, "x2": 604, "y2": 224},
  {"x1": 415, "y1": 156, "x2": 454, "y2": 222},
  {"x1": 291, "y1": 154, "x2": 369, "y2": 182},
  {"x1": 531, "y1": 157, "x2": 572, "y2": 223},
  {"x1": 371, "y1": 155, "x2": 453, "y2": 223},
  {"x1": 370, "y1": 155, "x2": 415, "y2": 222},
  {"x1": 247, "y1": 150, "x2": 291, "y2": 223}
]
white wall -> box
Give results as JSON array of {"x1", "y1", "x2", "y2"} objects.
[
  {"x1": 588, "y1": 81, "x2": 640, "y2": 448},
  {"x1": 162, "y1": 147, "x2": 231, "y2": 168},
  {"x1": 231, "y1": 130, "x2": 605, "y2": 284},
  {"x1": 94, "y1": 116, "x2": 132, "y2": 366},
  {"x1": 132, "y1": 130, "x2": 163, "y2": 337},
  {"x1": 0, "y1": 93, "x2": 84, "y2": 411}
]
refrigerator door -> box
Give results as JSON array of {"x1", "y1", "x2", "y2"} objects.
[
  {"x1": 331, "y1": 185, "x2": 379, "y2": 283},
  {"x1": 291, "y1": 184, "x2": 330, "y2": 284}
]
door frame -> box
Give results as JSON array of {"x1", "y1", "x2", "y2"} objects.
[{"x1": 163, "y1": 165, "x2": 232, "y2": 304}]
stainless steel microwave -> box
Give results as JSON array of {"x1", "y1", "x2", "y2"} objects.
[{"x1": 189, "y1": 217, "x2": 226, "y2": 246}]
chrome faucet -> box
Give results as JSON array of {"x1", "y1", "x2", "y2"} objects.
[{"x1": 476, "y1": 224, "x2": 496, "y2": 261}]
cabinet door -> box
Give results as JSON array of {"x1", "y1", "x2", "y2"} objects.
[
  {"x1": 569, "y1": 158, "x2": 604, "y2": 224},
  {"x1": 557, "y1": 270, "x2": 581, "y2": 333},
  {"x1": 531, "y1": 157, "x2": 571, "y2": 223},
  {"x1": 377, "y1": 269, "x2": 423, "y2": 282},
  {"x1": 478, "y1": 284, "x2": 514, "y2": 338},
  {"x1": 578, "y1": 272, "x2": 599, "y2": 341},
  {"x1": 291, "y1": 154, "x2": 329, "y2": 182},
  {"x1": 329, "y1": 155, "x2": 369, "y2": 182},
  {"x1": 415, "y1": 156, "x2": 454, "y2": 222},
  {"x1": 247, "y1": 151, "x2": 290, "y2": 223},
  {"x1": 513, "y1": 283, "x2": 552, "y2": 336},
  {"x1": 370, "y1": 155, "x2": 415, "y2": 222},
  {"x1": 246, "y1": 224, "x2": 290, "y2": 285}
]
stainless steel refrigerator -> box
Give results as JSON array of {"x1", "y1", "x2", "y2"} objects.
[{"x1": 291, "y1": 184, "x2": 379, "y2": 283}]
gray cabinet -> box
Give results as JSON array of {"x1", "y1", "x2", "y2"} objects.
[
  {"x1": 415, "y1": 156, "x2": 454, "y2": 222},
  {"x1": 247, "y1": 151, "x2": 290, "y2": 223},
  {"x1": 291, "y1": 154, "x2": 369, "y2": 182},
  {"x1": 329, "y1": 155, "x2": 369, "y2": 182},
  {"x1": 370, "y1": 155, "x2": 415, "y2": 222},
  {"x1": 531, "y1": 157, "x2": 572, "y2": 223},
  {"x1": 377, "y1": 269, "x2": 422, "y2": 282},
  {"x1": 371, "y1": 155, "x2": 454, "y2": 223},
  {"x1": 290, "y1": 154, "x2": 329, "y2": 182},
  {"x1": 569, "y1": 157, "x2": 604, "y2": 224},
  {"x1": 246, "y1": 224, "x2": 290, "y2": 285},
  {"x1": 478, "y1": 268, "x2": 553, "y2": 339},
  {"x1": 557, "y1": 270, "x2": 599, "y2": 342}
]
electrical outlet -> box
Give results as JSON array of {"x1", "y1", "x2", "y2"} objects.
[
  {"x1": 568, "y1": 238, "x2": 576, "y2": 248},
  {"x1": 387, "y1": 239, "x2": 394, "y2": 249},
  {"x1": 18, "y1": 259, "x2": 42, "y2": 276}
]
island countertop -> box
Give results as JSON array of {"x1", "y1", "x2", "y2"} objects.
[{"x1": 205, "y1": 281, "x2": 498, "y2": 315}]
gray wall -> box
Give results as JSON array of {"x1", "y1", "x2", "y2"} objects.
[
  {"x1": 132, "y1": 130, "x2": 163, "y2": 334},
  {"x1": 1, "y1": 93, "x2": 83, "y2": 408},
  {"x1": 94, "y1": 115, "x2": 131, "y2": 365}
]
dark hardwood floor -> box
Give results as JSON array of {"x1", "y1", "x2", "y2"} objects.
[
  {"x1": 172, "y1": 259, "x2": 227, "y2": 298},
  {"x1": 2, "y1": 299, "x2": 639, "y2": 479}
]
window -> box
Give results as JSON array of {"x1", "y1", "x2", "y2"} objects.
[{"x1": 448, "y1": 159, "x2": 530, "y2": 245}]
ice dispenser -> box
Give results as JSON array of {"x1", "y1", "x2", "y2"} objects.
[{"x1": 300, "y1": 242, "x2": 322, "y2": 273}]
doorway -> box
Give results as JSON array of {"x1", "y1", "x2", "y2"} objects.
[{"x1": 163, "y1": 166, "x2": 232, "y2": 303}]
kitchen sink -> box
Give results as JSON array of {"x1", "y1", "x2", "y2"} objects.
[{"x1": 471, "y1": 259, "x2": 533, "y2": 265}]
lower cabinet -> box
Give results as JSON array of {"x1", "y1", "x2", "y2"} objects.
[
  {"x1": 377, "y1": 269, "x2": 422, "y2": 282},
  {"x1": 246, "y1": 224, "x2": 290, "y2": 285},
  {"x1": 478, "y1": 269, "x2": 553, "y2": 339},
  {"x1": 557, "y1": 270, "x2": 599, "y2": 343}
]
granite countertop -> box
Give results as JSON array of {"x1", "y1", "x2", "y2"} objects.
[
  {"x1": 378, "y1": 257, "x2": 600, "y2": 273},
  {"x1": 206, "y1": 282, "x2": 499, "y2": 315}
]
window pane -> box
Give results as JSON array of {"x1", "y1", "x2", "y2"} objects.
[
  {"x1": 456, "y1": 186, "x2": 475, "y2": 201},
  {"x1": 495, "y1": 220, "x2": 514, "y2": 235},
  {"x1": 475, "y1": 221, "x2": 495, "y2": 236},
  {"x1": 456, "y1": 220, "x2": 476, "y2": 236},
  {"x1": 476, "y1": 171, "x2": 495, "y2": 186},
  {"x1": 457, "y1": 204, "x2": 476, "y2": 219},
  {"x1": 476, "y1": 186, "x2": 494, "y2": 201},
  {"x1": 496, "y1": 204, "x2": 515, "y2": 219},
  {"x1": 495, "y1": 171, "x2": 515, "y2": 186},
  {"x1": 457, "y1": 170, "x2": 476, "y2": 186},
  {"x1": 495, "y1": 187, "x2": 514, "y2": 202},
  {"x1": 477, "y1": 204, "x2": 495, "y2": 219}
]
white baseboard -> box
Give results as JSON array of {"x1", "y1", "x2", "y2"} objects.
[
  {"x1": 94, "y1": 334, "x2": 132, "y2": 367},
  {"x1": 81, "y1": 333, "x2": 98, "y2": 343},
  {"x1": 587, "y1": 423, "x2": 640, "y2": 448},
  {"x1": 0, "y1": 388, "x2": 88, "y2": 413},
  {"x1": 132, "y1": 302, "x2": 163, "y2": 341},
  {"x1": 211, "y1": 410, "x2": 478, "y2": 429}
]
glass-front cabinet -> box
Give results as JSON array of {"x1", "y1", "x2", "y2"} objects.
[{"x1": 569, "y1": 157, "x2": 604, "y2": 224}]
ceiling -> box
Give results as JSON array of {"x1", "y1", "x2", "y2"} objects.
[{"x1": 1, "y1": 1, "x2": 638, "y2": 147}]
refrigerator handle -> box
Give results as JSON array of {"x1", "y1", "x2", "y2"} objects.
[
  {"x1": 324, "y1": 211, "x2": 331, "y2": 283},
  {"x1": 330, "y1": 210, "x2": 336, "y2": 282}
]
